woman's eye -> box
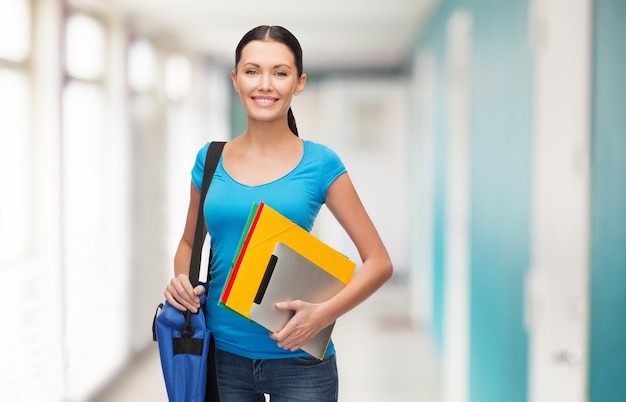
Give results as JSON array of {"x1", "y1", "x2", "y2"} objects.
[
  {"x1": 275, "y1": 72, "x2": 287, "y2": 77},
  {"x1": 246, "y1": 70, "x2": 258, "y2": 76}
]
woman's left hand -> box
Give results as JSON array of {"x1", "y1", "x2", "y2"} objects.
[{"x1": 269, "y1": 300, "x2": 332, "y2": 352}]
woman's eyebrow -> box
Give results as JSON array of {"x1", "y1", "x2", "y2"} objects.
[{"x1": 241, "y1": 62, "x2": 292, "y2": 70}]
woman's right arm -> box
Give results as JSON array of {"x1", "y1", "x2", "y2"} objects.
[{"x1": 164, "y1": 181, "x2": 206, "y2": 313}]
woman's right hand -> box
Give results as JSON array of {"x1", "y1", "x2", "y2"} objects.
[{"x1": 164, "y1": 273, "x2": 205, "y2": 313}]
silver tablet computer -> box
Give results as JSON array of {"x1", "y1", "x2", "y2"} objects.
[{"x1": 250, "y1": 242, "x2": 346, "y2": 359}]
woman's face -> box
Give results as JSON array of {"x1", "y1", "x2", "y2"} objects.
[{"x1": 231, "y1": 40, "x2": 306, "y2": 125}]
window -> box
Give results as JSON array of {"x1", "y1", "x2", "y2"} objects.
[
  {"x1": 165, "y1": 54, "x2": 192, "y2": 102},
  {"x1": 128, "y1": 38, "x2": 157, "y2": 93},
  {"x1": 0, "y1": 0, "x2": 31, "y2": 62},
  {"x1": 0, "y1": 0, "x2": 32, "y2": 264},
  {"x1": 65, "y1": 13, "x2": 105, "y2": 80},
  {"x1": 63, "y1": 12, "x2": 112, "y2": 400},
  {"x1": 62, "y1": 12, "x2": 106, "y2": 240}
]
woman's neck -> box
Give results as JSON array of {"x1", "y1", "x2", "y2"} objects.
[{"x1": 242, "y1": 118, "x2": 296, "y2": 146}]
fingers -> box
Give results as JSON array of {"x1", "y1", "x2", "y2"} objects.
[
  {"x1": 271, "y1": 324, "x2": 312, "y2": 352},
  {"x1": 270, "y1": 301, "x2": 317, "y2": 351},
  {"x1": 274, "y1": 301, "x2": 294, "y2": 311},
  {"x1": 164, "y1": 274, "x2": 202, "y2": 313},
  {"x1": 164, "y1": 291, "x2": 187, "y2": 312}
]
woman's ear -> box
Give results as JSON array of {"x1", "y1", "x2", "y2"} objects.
[
  {"x1": 294, "y1": 73, "x2": 307, "y2": 96},
  {"x1": 231, "y1": 70, "x2": 239, "y2": 93}
]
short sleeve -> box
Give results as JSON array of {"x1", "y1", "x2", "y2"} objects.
[
  {"x1": 319, "y1": 145, "x2": 347, "y2": 200},
  {"x1": 191, "y1": 142, "x2": 210, "y2": 189}
]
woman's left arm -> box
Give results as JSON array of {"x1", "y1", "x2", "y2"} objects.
[
  {"x1": 271, "y1": 172, "x2": 393, "y2": 350},
  {"x1": 323, "y1": 172, "x2": 393, "y2": 315}
]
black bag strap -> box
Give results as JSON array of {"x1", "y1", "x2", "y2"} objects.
[{"x1": 189, "y1": 141, "x2": 226, "y2": 287}]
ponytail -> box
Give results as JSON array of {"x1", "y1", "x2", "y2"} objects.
[{"x1": 287, "y1": 107, "x2": 299, "y2": 137}]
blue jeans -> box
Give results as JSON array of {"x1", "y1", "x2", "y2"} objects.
[{"x1": 216, "y1": 349, "x2": 338, "y2": 402}]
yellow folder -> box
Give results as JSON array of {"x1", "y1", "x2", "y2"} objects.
[{"x1": 219, "y1": 202, "x2": 356, "y2": 319}]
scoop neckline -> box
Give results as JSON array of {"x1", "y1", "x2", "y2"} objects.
[{"x1": 218, "y1": 139, "x2": 307, "y2": 188}]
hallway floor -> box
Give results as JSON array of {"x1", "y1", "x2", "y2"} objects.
[{"x1": 91, "y1": 278, "x2": 442, "y2": 402}]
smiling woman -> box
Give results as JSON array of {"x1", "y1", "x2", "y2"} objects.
[
  {"x1": 163, "y1": 25, "x2": 393, "y2": 402},
  {"x1": 231, "y1": 26, "x2": 306, "y2": 137},
  {"x1": 231, "y1": 40, "x2": 305, "y2": 133}
]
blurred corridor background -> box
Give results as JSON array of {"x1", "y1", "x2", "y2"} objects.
[{"x1": 1, "y1": 0, "x2": 625, "y2": 401}]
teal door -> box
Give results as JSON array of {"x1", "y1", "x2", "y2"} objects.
[{"x1": 588, "y1": 1, "x2": 626, "y2": 401}]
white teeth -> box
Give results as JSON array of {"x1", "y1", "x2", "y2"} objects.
[{"x1": 255, "y1": 98, "x2": 274, "y2": 104}]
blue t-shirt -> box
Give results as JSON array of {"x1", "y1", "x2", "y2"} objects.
[{"x1": 191, "y1": 139, "x2": 347, "y2": 359}]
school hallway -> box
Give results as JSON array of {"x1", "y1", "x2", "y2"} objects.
[
  {"x1": 4, "y1": 1, "x2": 626, "y2": 401},
  {"x1": 91, "y1": 276, "x2": 442, "y2": 402}
]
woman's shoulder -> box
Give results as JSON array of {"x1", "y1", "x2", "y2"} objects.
[
  {"x1": 196, "y1": 140, "x2": 227, "y2": 160},
  {"x1": 196, "y1": 141, "x2": 211, "y2": 156},
  {"x1": 302, "y1": 140, "x2": 345, "y2": 170},
  {"x1": 191, "y1": 140, "x2": 224, "y2": 183},
  {"x1": 303, "y1": 139, "x2": 339, "y2": 157}
]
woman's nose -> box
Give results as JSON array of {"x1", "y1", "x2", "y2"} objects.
[{"x1": 257, "y1": 74, "x2": 272, "y2": 91}]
